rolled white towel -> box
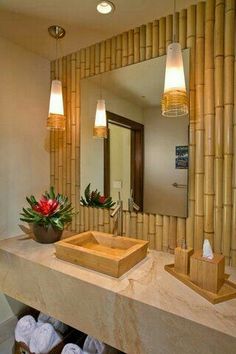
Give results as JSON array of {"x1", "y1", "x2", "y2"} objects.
[
  {"x1": 83, "y1": 336, "x2": 106, "y2": 354},
  {"x1": 61, "y1": 343, "x2": 84, "y2": 354},
  {"x1": 29, "y1": 323, "x2": 62, "y2": 354},
  {"x1": 38, "y1": 312, "x2": 68, "y2": 334},
  {"x1": 38, "y1": 312, "x2": 50, "y2": 324},
  {"x1": 15, "y1": 315, "x2": 37, "y2": 346}
]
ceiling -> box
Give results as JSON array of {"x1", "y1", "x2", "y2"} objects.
[{"x1": 0, "y1": 0, "x2": 197, "y2": 60}]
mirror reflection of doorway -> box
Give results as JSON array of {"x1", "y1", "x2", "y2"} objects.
[{"x1": 104, "y1": 112, "x2": 144, "y2": 211}]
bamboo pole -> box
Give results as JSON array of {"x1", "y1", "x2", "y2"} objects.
[
  {"x1": 85, "y1": 47, "x2": 90, "y2": 77},
  {"x1": 231, "y1": 0, "x2": 236, "y2": 266},
  {"x1": 146, "y1": 22, "x2": 152, "y2": 60},
  {"x1": 50, "y1": 61, "x2": 56, "y2": 188},
  {"x1": 116, "y1": 35, "x2": 122, "y2": 68},
  {"x1": 177, "y1": 218, "x2": 186, "y2": 247},
  {"x1": 98, "y1": 208, "x2": 104, "y2": 232},
  {"x1": 159, "y1": 18, "x2": 166, "y2": 55},
  {"x1": 128, "y1": 30, "x2": 134, "y2": 65},
  {"x1": 137, "y1": 212, "x2": 143, "y2": 239},
  {"x1": 54, "y1": 59, "x2": 60, "y2": 193},
  {"x1": 214, "y1": 0, "x2": 225, "y2": 252},
  {"x1": 175, "y1": 12, "x2": 179, "y2": 42},
  {"x1": 62, "y1": 56, "x2": 67, "y2": 196},
  {"x1": 143, "y1": 214, "x2": 148, "y2": 241},
  {"x1": 95, "y1": 43, "x2": 100, "y2": 75},
  {"x1": 195, "y1": 1, "x2": 205, "y2": 249},
  {"x1": 111, "y1": 37, "x2": 116, "y2": 70},
  {"x1": 155, "y1": 215, "x2": 163, "y2": 251},
  {"x1": 134, "y1": 27, "x2": 140, "y2": 63},
  {"x1": 100, "y1": 41, "x2": 105, "y2": 73},
  {"x1": 66, "y1": 55, "x2": 72, "y2": 201},
  {"x1": 130, "y1": 212, "x2": 137, "y2": 238},
  {"x1": 204, "y1": 0, "x2": 215, "y2": 246},
  {"x1": 140, "y1": 25, "x2": 146, "y2": 61},
  {"x1": 179, "y1": 9, "x2": 187, "y2": 49},
  {"x1": 166, "y1": 15, "x2": 173, "y2": 49},
  {"x1": 152, "y1": 20, "x2": 159, "y2": 58},
  {"x1": 122, "y1": 32, "x2": 128, "y2": 67},
  {"x1": 186, "y1": 4, "x2": 196, "y2": 248},
  {"x1": 169, "y1": 216, "x2": 177, "y2": 253},
  {"x1": 222, "y1": 0, "x2": 234, "y2": 265},
  {"x1": 105, "y1": 39, "x2": 111, "y2": 72},
  {"x1": 90, "y1": 45, "x2": 95, "y2": 77},
  {"x1": 75, "y1": 51, "x2": 80, "y2": 231},
  {"x1": 148, "y1": 214, "x2": 155, "y2": 249},
  {"x1": 163, "y1": 216, "x2": 169, "y2": 252}
]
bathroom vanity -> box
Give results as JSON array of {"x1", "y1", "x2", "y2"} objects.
[{"x1": 0, "y1": 235, "x2": 236, "y2": 354}]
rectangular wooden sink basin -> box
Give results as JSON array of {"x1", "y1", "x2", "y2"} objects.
[{"x1": 55, "y1": 231, "x2": 149, "y2": 277}]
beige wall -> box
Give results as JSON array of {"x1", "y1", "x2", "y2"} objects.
[
  {"x1": 143, "y1": 107, "x2": 188, "y2": 216},
  {"x1": 109, "y1": 124, "x2": 131, "y2": 209},
  {"x1": 0, "y1": 36, "x2": 50, "y2": 323}
]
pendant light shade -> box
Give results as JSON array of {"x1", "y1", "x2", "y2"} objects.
[
  {"x1": 161, "y1": 43, "x2": 188, "y2": 117},
  {"x1": 47, "y1": 79, "x2": 65, "y2": 130},
  {"x1": 47, "y1": 25, "x2": 66, "y2": 131},
  {"x1": 93, "y1": 99, "x2": 108, "y2": 138}
]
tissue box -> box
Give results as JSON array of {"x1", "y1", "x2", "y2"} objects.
[
  {"x1": 174, "y1": 247, "x2": 194, "y2": 275},
  {"x1": 190, "y1": 250, "x2": 225, "y2": 293}
]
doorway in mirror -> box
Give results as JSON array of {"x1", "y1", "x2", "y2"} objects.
[{"x1": 104, "y1": 111, "x2": 144, "y2": 211}]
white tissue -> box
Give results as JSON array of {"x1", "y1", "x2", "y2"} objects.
[
  {"x1": 202, "y1": 239, "x2": 214, "y2": 260},
  {"x1": 61, "y1": 343, "x2": 84, "y2": 354},
  {"x1": 29, "y1": 323, "x2": 62, "y2": 354},
  {"x1": 15, "y1": 315, "x2": 37, "y2": 346},
  {"x1": 83, "y1": 336, "x2": 106, "y2": 354},
  {"x1": 38, "y1": 312, "x2": 68, "y2": 334}
]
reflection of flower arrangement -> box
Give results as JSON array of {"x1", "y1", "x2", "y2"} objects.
[
  {"x1": 20, "y1": 187, "x2": 74, "y2": 230},
  {"x1": 80, "y1": 184, "x2": 115, "y2": 209}
]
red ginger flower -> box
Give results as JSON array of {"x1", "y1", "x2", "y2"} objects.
[
  {"x1": 98, "y1": 196, "x2": 106, "y2": 204},
  {"x1": 33, "y1": 197, "x2": 59, "y2": 216}
]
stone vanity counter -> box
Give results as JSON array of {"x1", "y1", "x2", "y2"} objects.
[{"x1": 0, "y1": 235, "x2": 236, "y2": 354}]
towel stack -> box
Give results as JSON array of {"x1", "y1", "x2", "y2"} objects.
[
  {"x1": 62, "y1": 335, "x2": 119, "y2": 354},
  {"x1": 14, "y1": 312, "x2": 68, "y2": 354}
]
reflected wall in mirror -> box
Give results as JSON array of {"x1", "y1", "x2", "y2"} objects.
[{"x1": 80, "y1": 49, "x2": 189, "y2": 217}]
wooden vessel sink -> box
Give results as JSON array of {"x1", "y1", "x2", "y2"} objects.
[{"x1": 55, "y1": 231, "x2": 149, "y2": 277}]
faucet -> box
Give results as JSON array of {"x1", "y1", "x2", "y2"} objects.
[
  {"x1": 110, "y1": 192, "x2": 123, "y2": 236},
  {"x1": 128, "y1": 189, "x2": 140, "y2": 212}
]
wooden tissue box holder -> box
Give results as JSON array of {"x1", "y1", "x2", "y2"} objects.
[
  {"x1": 190, "y1": 250, "x2": 225, "y2": 294},
  {"x1": 174, "y1": 247, "x2": 194, "y2": 275}
]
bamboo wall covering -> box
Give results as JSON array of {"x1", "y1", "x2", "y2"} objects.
[{"x1": 50, "y1": 0, "x2": 236, "y2": 265}]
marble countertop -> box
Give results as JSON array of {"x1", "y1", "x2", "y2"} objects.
[{"x1": 0, "y1": 234, "x2": 236, "y2": 354}]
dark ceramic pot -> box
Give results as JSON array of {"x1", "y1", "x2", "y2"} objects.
[{"x1": 32, "y1": 224, "x2": 63, "y2": 244}]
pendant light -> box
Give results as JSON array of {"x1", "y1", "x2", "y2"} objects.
[
  {"x1": 93, "y1": 12, "x2": 108, "y2": 139},
  {"x1": 161, "y1": 0, "x2": 188, "y2": 117},
  {"x1": 47, "y1": 25, "x2": 66, "y2": 130},
  {"x1": 94, "y1": 99, "x2": 108, "y2": 138}
]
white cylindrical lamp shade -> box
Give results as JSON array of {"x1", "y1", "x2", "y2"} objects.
[
  {"x1": 47, "y1": 80, "x2": 65, "y2": 130},
  {"x1": 93, "y1": 99, "x2": 108, "y2": 138},
  {"x1": 161, "y1": 43, "x2": 188, "y2": 117}
]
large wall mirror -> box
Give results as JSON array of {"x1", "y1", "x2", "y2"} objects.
[{"x1": 80, "y1": 49, "x2": 189, "y2": 217}]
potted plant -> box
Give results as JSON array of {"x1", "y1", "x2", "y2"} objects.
[
  {"x1": 80, "y1": 183, "x2": 115, "y2": 209},
  {"x1": 20, "y1": 187, "x2": 74, "y2": 244}
]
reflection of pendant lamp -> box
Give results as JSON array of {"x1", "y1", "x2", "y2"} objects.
[
  {"x1": 161, "y1": 1, "x2": 188, "y2": 117},
  {"x1": 93, "y1": 99, "x2": 108, "y2": 138},
  {"x1": 47, "y1": 25, "x2": 66, "y2": 130}
]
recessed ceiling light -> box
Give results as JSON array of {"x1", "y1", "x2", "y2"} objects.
[{"x1": 97, "y1": 1, "x2": 115, "y2": 15}]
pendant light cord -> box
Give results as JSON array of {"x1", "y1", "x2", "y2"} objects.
[{"x1": 173, "y1": 0, "x2": 176, "y2": 42}]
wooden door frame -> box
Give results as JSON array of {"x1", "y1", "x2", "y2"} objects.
[{"x1": 104, "y1": 111, "x2": 144, "y2": 211}]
